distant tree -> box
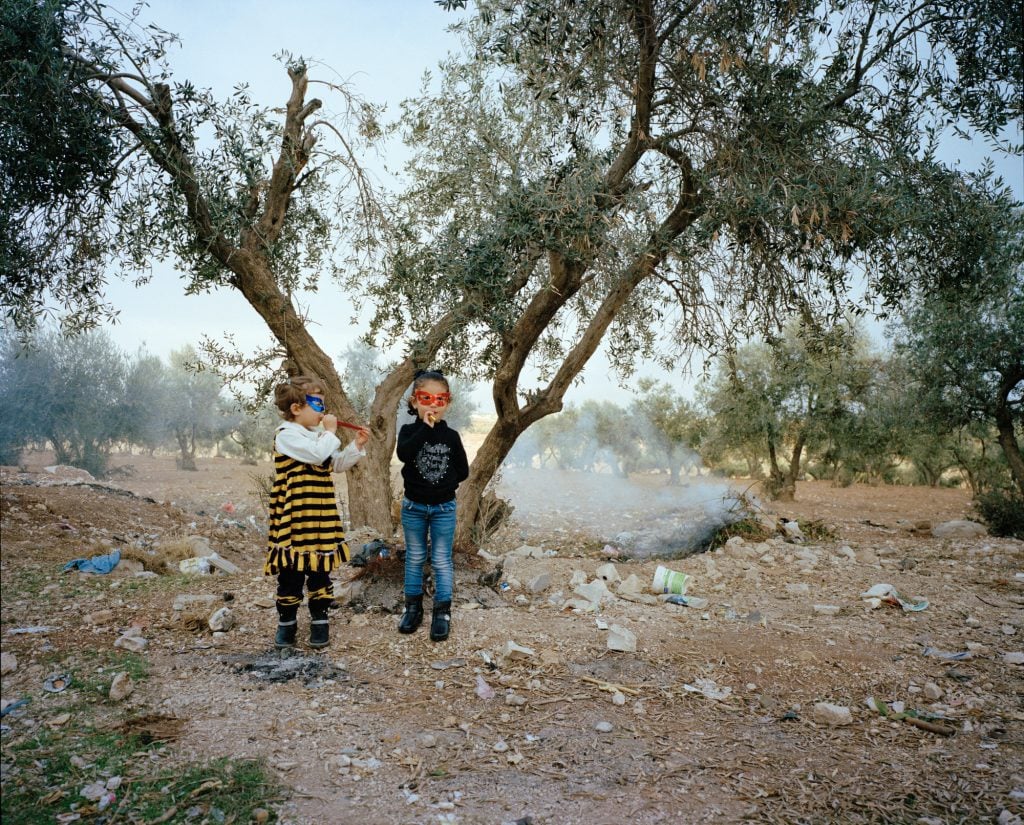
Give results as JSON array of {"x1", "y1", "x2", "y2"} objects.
[
  {"x1": 0, "y1": 326, "x2": 130, "y2": 476},
  {"x1": 0, "y1": 330, "x2": 45, "y2": 464},
  {"x1": 701, "y1": 321, "x2": 875, "y2": 499},
  {"x1": 165, "y1": 346, "x2": 230, "y2": 471},
  {"x1": 122, "y1": 349, "x2": 171, "y2": 456},
  {"x1": 630, "y1": 379, "x2": 704, "y2": 484},
  {"x1": 226, "y1": 400, "x2": 278, "y2": 465}
]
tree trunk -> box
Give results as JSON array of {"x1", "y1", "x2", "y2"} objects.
[
  {"x1": 995, "y1": 374, "x2": 1024, "y2": 497},
  {"x1": 779, "y1": 433, "x2": 806, "y2": 502},
  {"x1": 455, "y1": 417, "x2": 520, "y2": 549}
]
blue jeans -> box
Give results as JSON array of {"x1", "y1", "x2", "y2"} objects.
[{"x1": 401, "y1": 497, "x2": 456, "y2": 603}]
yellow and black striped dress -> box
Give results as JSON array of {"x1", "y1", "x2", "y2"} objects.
[{"x1": 264, "y1": 451, "x2": 349, "y2": 575}]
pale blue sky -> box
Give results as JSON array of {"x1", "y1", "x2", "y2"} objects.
[{"x1": 100, "y1": 1, "x2": 1023, "y2": 406}]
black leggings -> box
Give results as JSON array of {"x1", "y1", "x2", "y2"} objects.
[{"x1": 275, "y1": 568, "x2": 333, "y2": 618}]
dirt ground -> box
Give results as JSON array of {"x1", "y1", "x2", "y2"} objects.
[{"x1": 1, "y1": 449, "x2": 1022, "y2": 825}]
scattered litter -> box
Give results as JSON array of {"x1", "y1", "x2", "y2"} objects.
[
  {"x1": 178, "y1": 552, "x2": 240, "y2": 575},
  {"x1": 43, "y1": 674, "x2": 72, "y2": 692},
  {"x1": 1, "y1": 698, "x2": 29, "y2": 717},
  {"x1": 179, "y1": 556, "x2": 211, "y2": 574},
  {"x1": 661, "y1": 594, "x2": 709, "y2": 609},
  {"x1": 921, "y1": 646, "x2": 972, "y2": 661},
  {"x1": 866, "y1": 696, "x2": 955, "y2": 736},
  {"x1": 430, "y1": 658, "x2": 467, "y2": 670},
  {"x1": 5, "y1": 626, "x2": 53, "y2": 635},
  {"x1": 683, "y1": 678, "x2": 731, "y2": 701},
  {"x1": 63, "y1": 550, "x2": 121, "y2": 575},
  {"x1": 652, "y1": 565, "x2": 690, "y2": 595},
  {"x1": 860, "y1": 583, "x2": 928, "y2": 611}
]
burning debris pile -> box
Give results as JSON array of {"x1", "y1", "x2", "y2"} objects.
[{"x1": 495, "y1": 467, "x2": 776, "y2": 559}]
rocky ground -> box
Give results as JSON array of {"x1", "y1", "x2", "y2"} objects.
[{"x1": 1, "y1": 450, "x2": 1022, "y2": 825}]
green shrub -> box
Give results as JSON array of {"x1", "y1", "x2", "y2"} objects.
[{"x1": 973, "y1": 488, "x2": 1024, "y2": 539}]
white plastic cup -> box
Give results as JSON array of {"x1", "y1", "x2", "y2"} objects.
[{"x1": 652, "y1": 565, "x2": 690, "y2": 595}]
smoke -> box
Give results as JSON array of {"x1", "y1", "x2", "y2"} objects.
[{"x1": 494, "y1": 465, "x2": 745, "y2": 559}]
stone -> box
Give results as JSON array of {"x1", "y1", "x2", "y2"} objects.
[
  {"x1": 108, "y1": 671, "x2": 134, "y2": 701},
  {"x1": 574, "y1": 579, "x2": 612, "y2": 605},
  {"x1": 501, "y1": 641, "x2": 536, "y2": 661},
  {"x1": 173, "y1": 594, "x2": 217, "y2": 611},
  {"x1": 1003, "y1": 652, "x2": 1024, "y2": 666},
  {"x1": 923, "y1": 682, "x2": 943, "y2": 701},
  {"x1": 595, "y1": 721, "x2": 614, "y2": 732},
  {"x1": 812, "y1": 702, "x2": 853, "y2": 726},
  {"x1": 617, "y1": 574, "x2": 644, "y2": 595},
  {"x1": 527, "y1": 573, "x2": 551, "y2": 593},
  {"x1": 206, "y1": 553, "x2": 241, "y2": 575},
  {"x1": 208, "y1": 607, "x2": 234, "y2": 632},
  {"x1": 931, "y1": 520, "x2": 987, "y2": 539},
  {"x1": 113, "y1": 633, "x2": 147, "y2": 653},
  {"x1": 594, "y1": 563, "x2": 621, "y2": 583},
  {"x1": 813, "y1": 604, "x2": 841, "y2": 616},
  {"x1": 606, "y1": 624, "x2": 637, "y2": 653},
  {"x1": 0, "y1": 651, "x2": 17, "y2": 675}
]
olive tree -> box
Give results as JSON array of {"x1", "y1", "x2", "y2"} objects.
[
  {"x1": 381, "y1": 0, "x2": 1020, "y2": 541},
  {"x1": 892, "y1": 198, "x2": 1024, "y2": 496}
]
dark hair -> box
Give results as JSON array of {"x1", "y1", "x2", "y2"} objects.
[
  {"x1": 406, "y1": 370, "x2": 450, "y2": 415},
  {"x1": 274, "y1": 375, "x2": 325, "y2": 420}
]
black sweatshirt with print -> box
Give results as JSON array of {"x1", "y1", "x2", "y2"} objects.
[{"x1": 396, "y1": 419, "x2": 470, "y2": 505}]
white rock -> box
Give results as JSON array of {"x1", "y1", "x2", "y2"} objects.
[
  {"x1": 500, "y1": 641, "x2": 536, "y2": 661},
  {"x1": 595, "y1": 720, "x2": 614, "y2": 732},
  {"x1": 527, "y1": 573, "x2": 551, "y2": 593},
  {"x1": 617, "y1": 574, "x2": 644, "y2": 595},
  {"x1": 574, "y1": 579, "x2": 612, "y2": 605},
  {"x1": 595, "y1": 563, "x2": 621, "y2": 583},
  {"x1": 813, "y1": 702, "x2": 853, "y2": 726},
  {"x1": 813, "y1": 604, "x2": 841, "y2": 615},
  {"x1": 113, "y1": 634, "x2": 147, "y2": 653},
  {"x1": 606, "y1": 624, "x2": 637, "y2": 653},
  {"x1": 208, "y1": 607, "x2": 234, "y2": 632},
  {"x1": 1002, "y1": 652, "x2": 1024, "y2": 666},
  {"x1": 923, "y1": 682, "x2": 943, "y2": 701}
]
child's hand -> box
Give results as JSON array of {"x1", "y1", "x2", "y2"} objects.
[
  {"x1": 321, "y1": 413, "x2": 338, "y2": 433},
  {"x1": 354, "y1": 426, "x2": 370, "y2": 449}
]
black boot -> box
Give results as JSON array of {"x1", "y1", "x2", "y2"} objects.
[
  {"x1": 274, "y1": 616, "x2": 297, "y2": 649},
  {"x1": 309, "y1": 608, "x2": 330, "y2": 649},
  {"x1": 398, "y1": 595, "x2": 423, "y2": 634},
  {"x1": 430, "y1": 601, "x2": 451, "y2": 642}
]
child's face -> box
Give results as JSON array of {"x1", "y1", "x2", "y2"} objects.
[
  {"x1": 292, "y1": 393, "x2": 325, "y2": 429},
  {"x1": 412, "y1": 380, "x2": 451, "y2": 423}
]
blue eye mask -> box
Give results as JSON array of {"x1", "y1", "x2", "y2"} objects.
[{"x1": 305, "y1": 395, "x2": 326, "y2": 413}]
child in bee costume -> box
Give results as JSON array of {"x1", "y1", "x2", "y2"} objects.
[{"x1": 265, "y1": 376, "x2": 369, "y2": 649}]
